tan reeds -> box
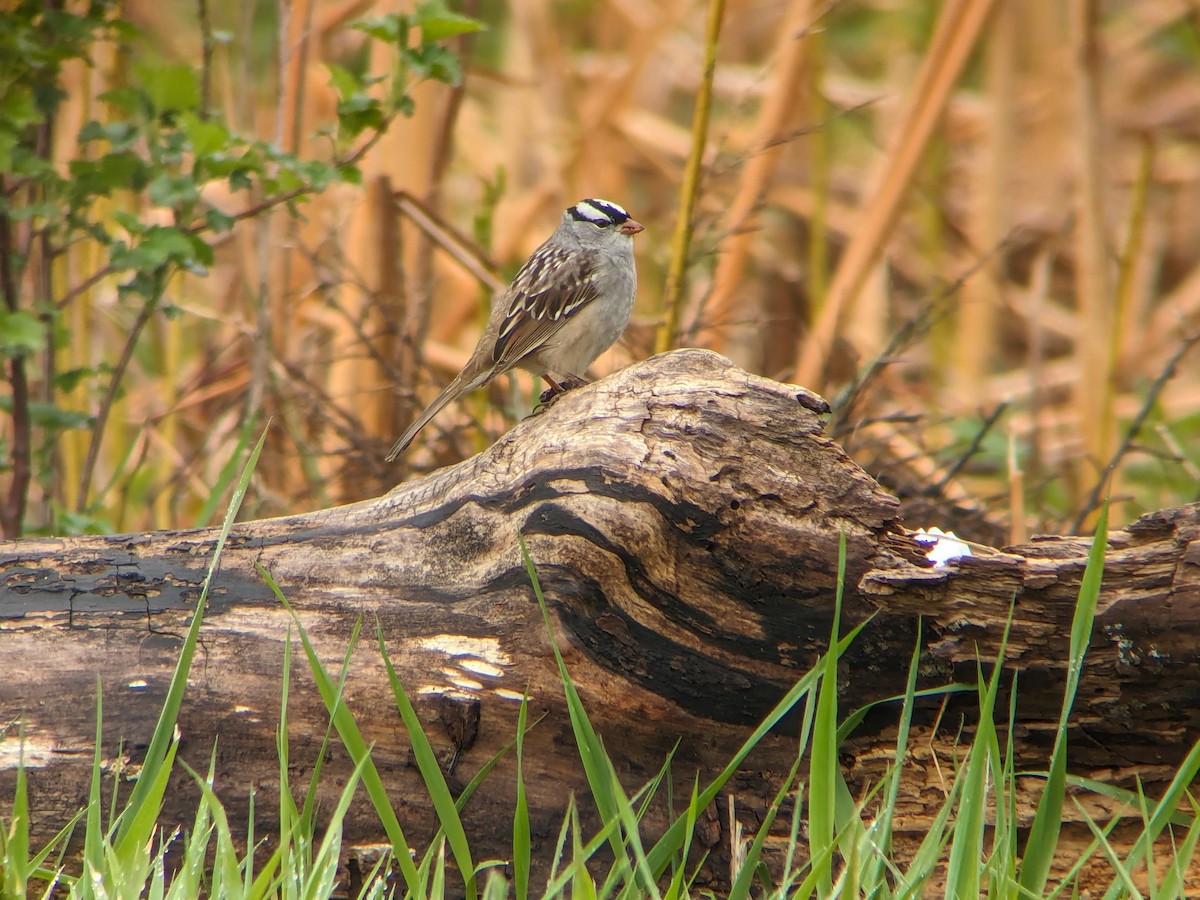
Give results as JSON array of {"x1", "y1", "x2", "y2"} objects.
[
  {"x1": 700, "y1": 0, "x2": 816, "y2": 355},
  {"x1": 1069, "y1": 0, "x2": 1114, "y2": 515},
  {"x1": 794, "y1": 0, "x2": 999, "y2": 390},
  {"x1": 11, "y1": 0, "x2": 1200, "y2": 539},
  {"x1": 657, "y1": 0, "x2": 725, "y2": 354}
]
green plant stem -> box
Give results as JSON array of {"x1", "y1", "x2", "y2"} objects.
[
  {"x1": 656, "y1": 0, "x2": 725, "y2": 354},
  {"x1": 76, "y1": 280, "x2": 163, "y2": 514}
]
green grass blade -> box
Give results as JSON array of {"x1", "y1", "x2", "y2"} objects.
[
  {"x1": 375, "y1": 620, "x2": 477, "y2": 900},
  {"x1": 4, "y1": 730, "x2": 30, "y2": 897},
  {"x1": 642, "y1": 619, "x2": 869, "y2": 881},
  {"x1": 987, "y1": 673, "x2": 1021, "y2": 899},
  {"x1": 513, "y1": 690, "x2": 531, "y2": 900},
  {"x1": 1020, "y1": 503, "x2": 1109, "y2": 894},
  {"x1": 1081, "y1": 799, "x2": 1145, "y2": 900},
  {"x1": 265, "y1": 572, "x2": 423, "y2": 898},
  {"x1": 111, "y1": 737, "x2": 180, "y2": 892},
  {"x1": 860, "y1": 621, "x2": 924, "y2": 893},
  {"x1": 192, "y1": 411, "x2": 261, "y2": 528},
  {"x1": 306, "y1": 753, "x2": 370, "y2": 900},
  {"x1": 1060, "y1": 774, "x2": 1191, "y2": 828},
  {"x1": 1102, "y1": 738, "x2": 1200, "y2": 900},
  {"x1": 518, "y1": 535, "x2": 643, "y2": 890},
  {"x1": 543, "y1": 803, "x2": 623, "y2": 898},
  {"x1": 808, "y1": 531, "x2": 847, "y2": 897},
  {"x1": 548, "y1": 793, "x2": 576, "y2": 888},
  {"x1": 1156, "y1": 795, "x2": 1200, "y2": 899},
  {"x1": 178, "y1": 753, "x2": 243, "y2": 900},
  {"x1": 897, "y1": 763, "x2": 966, "y2": 898},
  {"x1": 944, "y1": 606, "x2": 1013, "y2": 899},
  {"x1": 1044, "y1": 807, "x2": 1120, "y2": 900},
  {"x1": 115, "y1": 425, "x2": 267, "y2": 850},
  {"x1": 729, "y1": 756, "x2": 803, "y2": 900},
  {"x1": 663, "y1": 776, "x2": 701, "y2": 900}
]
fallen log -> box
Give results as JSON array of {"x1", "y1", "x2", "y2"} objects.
[{"x1": 1, "y1": 349, "x2": 1197, "y2": 892}]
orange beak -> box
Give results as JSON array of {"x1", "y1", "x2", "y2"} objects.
[{"x1": 620, "y1": 218, "x2": 645, "y2": 236}]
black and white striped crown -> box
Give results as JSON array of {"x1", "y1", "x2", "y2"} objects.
[{"x1": 568, "y1": 198, "x2": 630, "y2": 227}]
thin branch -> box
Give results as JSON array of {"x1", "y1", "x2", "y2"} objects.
[
  {"x1": 393, "y1": 190, "x2": 504, "y2": 294},
  {"x1": 0, "y1": 177, "x2": 30, "y2": 538},
  {"x1": 197, "y1": 0, "x2": 214, "y2": 119},
  {"x1": 55, "y1": 118, "x2": 397, "y2": 313},
  {"x1": 1069, "y1": 332, "x2": 1200, "y2": 534},
  {"x1": 934, "y1": 402, "x2": 1009, "y2": 493},
  {"x1": 831, "y1": 236, "x2": 1013, "y2": 442}
]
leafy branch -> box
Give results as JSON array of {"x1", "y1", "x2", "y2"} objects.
[{"x1": 0, "y1": 0, "x2": 484, "y2": 535}]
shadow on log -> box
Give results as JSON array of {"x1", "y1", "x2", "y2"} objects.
[{"x1": 2, "y1": 349, "x2": 1198, "y2": 891}]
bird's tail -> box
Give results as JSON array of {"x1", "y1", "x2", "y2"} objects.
[{"x1": 385, "y1": 370, "x2": 483, "y2": 461}]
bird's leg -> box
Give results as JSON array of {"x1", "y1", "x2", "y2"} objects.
[{"x1": 538, "y1": 373, "x2": 590, "y2": 406}]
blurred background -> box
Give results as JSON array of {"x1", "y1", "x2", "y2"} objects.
[{"x1": 4, "y1": 0, "x2": 1199, "y2": 543}]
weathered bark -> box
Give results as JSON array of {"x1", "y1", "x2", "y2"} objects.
[{"x1": 1, "y1": 349, "x2": 1198, "y2": 891}]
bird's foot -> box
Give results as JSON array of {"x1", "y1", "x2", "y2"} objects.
[{"x1": 538, "y1": 373, "x2": 589, "y2": 406}]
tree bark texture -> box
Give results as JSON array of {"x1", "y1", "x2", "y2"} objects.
[{"x1": 1, "y1": 350, "x2": 1198, "y2": 891}]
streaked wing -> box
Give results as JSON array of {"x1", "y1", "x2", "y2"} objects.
[{"x1": 492, "y1": 243, "x2": 601, "y2": 369}]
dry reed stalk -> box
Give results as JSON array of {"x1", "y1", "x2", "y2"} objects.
[
  {"x1": 954, "y1": 0, "x2": 1013, "y2": 396},
  {"x1": 1069, "y1": 0, "x2": 1114, "y2": 516},
  {"x1": 1024, "y1": 250, "x2": 1053, "y2": 532},
  {"x1": 571, "y1": 0, "x2": 686, "y2": 193},
  {"x1": 1008, "y1": 420, "x2": 1026, "y2": 545},
  {"x1": 698, "y1": 0, "x2": 816, "y2": 356},
  {"x1": 17, "y1": 0, "x2": 1200, "y2": 533},
  {"x1": 54, "y1": 51, "x2": 102, "y2": 518},
  {"x1": 656, "y1": 0, "x2": 725, "y2": 354},
  {"x1": 1149, "y1": 263, "x2": 1200, "y2": 345},
  {"x1": 244, "y1": 0, "x2": 289, "y2": 492},
  {"x1": 276, "y1": 0, "x2": 316, "y2": 368},
  {"x1": 1105, "y1": 136, "x2": 1156, "y2": 509},
  {"x1": 794, "y1": 0, "x2": 998, "y2": 390},
  {"x1": 806, "y1": 24, "x2": 829, "y2": 338}
]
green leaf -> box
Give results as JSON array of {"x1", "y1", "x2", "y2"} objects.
[
  {"x1": 110, "y1": 225, "x2": 195, "y2": 269},
  {"x1": 0, "y1": 89, "x2": 43, "y2": 131},
  {"x1": 182, "y1": 113, "x2": 230, "y2": 157},
  {"x1": 326, "y1": 64, "x2": 362, "y2": 101},
  {"x1": 204, "y1": 208, "x2": 235, "y2": 233},
  {"x1": 416, "y1": 1, "x2": 486, "y2": 40},
  {"x1": 184, "y1": 232, "x2": 214, "y2": 270},
  {"x1": 53, "y1": 366, "x2": 95, "y2": 392},
  {"x1": 68, "y1": 151, "x2": 149, "y2": 198},
  {"x1": 135, "y1": 62, "x2": 200, "y2": 112},
  {"x1": 27, "y1": 402, "x2": 92, "y2": 430},
  {"x1": 354, "y1": 13, "x2": 412, "y2": 43},
  {"x1": 228, "y1": 168, "x2": 253, "y2": 192},
  {"x1": 0, "y1": 133, "x2": 16, "y2": 173},
  {"x1": 148, "y1": 173, "x2": 200, "y2": 208},
  {"x1": 78, "y1": 118, "x2": 139, "y2": 148},
  {"x1": 404, "y1": 43, "x2": 463, "y2": 85},
  {"x1": 111, "y1": 209, "x2": 144, "y2": 233},
  {"x1": 0, "y1": 310, "x2": 44, "y2": 354},
  {"x1": 0, "y1": 394, "x2": 91, "y2": 429},
  {"x1": 98, "y1": 85, "x2": 145, "y2": 113}
]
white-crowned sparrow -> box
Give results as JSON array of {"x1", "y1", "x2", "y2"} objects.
[{"x1": 386, "y1": 198, "x2": 643, "y2": 460}]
